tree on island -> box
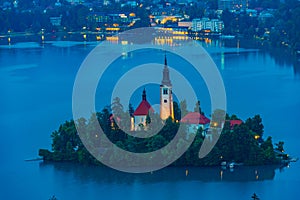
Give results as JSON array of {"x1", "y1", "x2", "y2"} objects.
[
  {"x1": 245, "y1": 115, "x2": 264, "y2": 138},
  {"x1": 251, "y1": 193, "x2": 260, "y2": 200},
  {"x1": 49, "y1": 195, "x2": 58, "y2": 200},
  {"x1": 146, "y1": 113, "x2": 151, "y2": 126},
  {"x1": 128, "y1": 103, "x2": 135, "y2": 117},
  {"x1": 194, "y1": 100, "x2": 202, "y2": 114},
  {"x1": 173, "y1": 101, "x2": 181, "y2": 121},
  {"x1": 275, "y1": 141, "x2": 284, "y2": 152},
  {"x1": 179, "y1": 100, "x2": 188, "y2": 118}
]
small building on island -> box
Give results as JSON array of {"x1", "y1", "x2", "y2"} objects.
[
  {"x1": 132, "y1": 89, "x2": 154, "y2": 131},
  {"x1": 229, "y1": 119, "x2": 243, "y2": 129},
  {"x1": 181, "y1": 112, "x2": 211, "y2": 132}
]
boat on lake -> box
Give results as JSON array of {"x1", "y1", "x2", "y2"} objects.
[
  {"x1": 220, "y1": 161, "x2": 238, "y2": 169},
  {"x1": 229, "y1": 162, "x2": 235, "y2": 169}
]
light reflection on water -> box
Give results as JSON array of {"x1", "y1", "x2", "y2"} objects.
[{"x1": 39, "y1": 162, "x2": 279, "y2": 183}]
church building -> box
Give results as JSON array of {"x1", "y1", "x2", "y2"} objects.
[
  {"x1": 131, "y1": 54, "x2": 174, "y2": 130},
  {"x1": 132, "y1": 88, "x2": 154, "y2": 131}
]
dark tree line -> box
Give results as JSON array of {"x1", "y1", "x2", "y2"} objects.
[{"x1": 269, "y1": 1, "x2": 300, "y2": 50}]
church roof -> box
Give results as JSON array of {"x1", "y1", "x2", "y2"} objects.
[
  {"x1": 133, "y1": 89, "x2": 154, "y2": 116},
  {"x1": 181, "y1": 112, "x2": 211, "y2": 125},
  {"x1": 133, "y1": 100, "x2": 154, "y2": 116}
]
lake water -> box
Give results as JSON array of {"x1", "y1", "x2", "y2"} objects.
[{"x1": 1, "y1": 39, "x2": 300, "y2": 200}]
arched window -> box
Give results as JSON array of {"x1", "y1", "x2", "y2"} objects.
[{"x1": 163, "y1": 88, "x2": 168, "y2": 95}]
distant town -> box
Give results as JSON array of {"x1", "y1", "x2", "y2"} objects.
[{"x1": 0, "y1": 0, "x2": 300, "y2": 52}]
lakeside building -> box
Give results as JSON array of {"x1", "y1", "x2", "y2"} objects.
[
  {"x1": 65, "y1": 0, "x2": 82, "y2": 4},
  {"x1": 191, "y1": 18, "x2": 224, "y2": 33},
  {"x1": 50, "y1": 16, "x2": 62, "y2": 26},
  {"x1": 88, "y1": 12, "x2": 136, "y2": 24},
  {"x1": 121, "y1": 1, "x2": 137, "y2": 7},
  {"x1": 178, "y1": 21, "x2": 192, "y2": 29},
  {"x1": 151, "y1": 15, "x2": 184, "y2": 25},
  {"x1": 258, "y1": 11, "x2": 274, "y2": 23}
]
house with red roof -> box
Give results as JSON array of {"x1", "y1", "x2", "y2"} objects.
[
  {"x1": 228, "y1": 119, "x2": 243, "y2": 129},
  {"x1": 181, "y1": 112, "x2": 211, "y2": 134},
  {"x1": 132, "y1": 88, "x2": 154, "y2": 131}
]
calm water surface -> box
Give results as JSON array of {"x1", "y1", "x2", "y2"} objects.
[{"x1": 0, "y1": 40, "x2": 300, "y2": 200}]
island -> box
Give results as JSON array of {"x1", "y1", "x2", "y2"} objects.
[
  {"x1": 39, "y1": 55, "x2": 296, "y2": 168},
  {"x1": 39, "y1": 109, "x2": 294, "y2": 167}
]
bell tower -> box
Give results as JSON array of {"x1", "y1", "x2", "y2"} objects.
[{"x1": 160, "y1": 54, "x2": 174, "y2": 120}]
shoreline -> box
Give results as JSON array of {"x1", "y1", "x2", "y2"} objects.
[
  {"x1": 38, "y1": 148, "x2": 295, "y2": 168},
  {"x1": 1, "y1": 31, "x2": 299, "y2": 58}
]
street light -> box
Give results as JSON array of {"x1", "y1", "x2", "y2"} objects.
[{"x1": 7, "y1": 29, "x2": 11, "y2": 44}]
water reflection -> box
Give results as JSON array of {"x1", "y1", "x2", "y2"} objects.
[
  {"x1": 265, "y1": 48, "x2": 300, "y2": 76},
  {"x1": 39, "y1": 162, "x2": 280, "y2": 184},
  {"x1": 1, "y1": 33, "x2": 299, "y2": 76},
  {"x1": 294, "y1": 60, "x2": 300, "y2": 76}
]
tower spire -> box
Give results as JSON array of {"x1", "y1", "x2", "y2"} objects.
[
  {"x1": 142, "y1": 88, "x2": 146, "y2": 101},
  {"x1": 162, "y1": 53, "x2": 172, "y2": 86},
  {"x1": 164, "y1": 52, "x2": 167, "y2": 66}
]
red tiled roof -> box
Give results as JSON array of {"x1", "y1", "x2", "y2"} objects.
[
  {"x1": 229, "y1": 120, "x2": 243, "y2": 127},
  {"x1": 133, "y1": 100, "x2": 154, "y2": 116},
  {"x1": 181, "y1": 112, "x2": 210, "y2": 125}
]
